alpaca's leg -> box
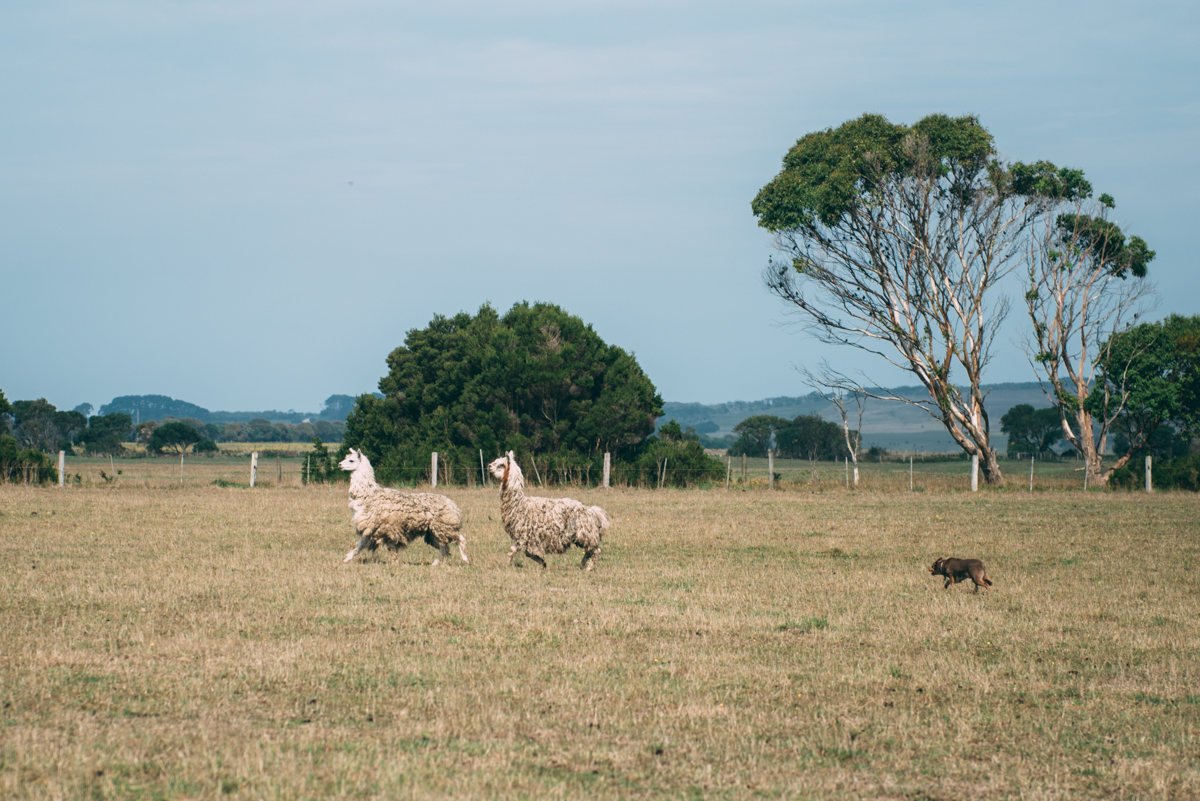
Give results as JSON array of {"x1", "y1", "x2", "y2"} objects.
[
  {"x1": 508, "y1": 544, "x2": 520, "y2": 565},
  {"x1": 432, "y1": 542, "x2": 449, "y2": 566},
  {"x1": 343, "y1": 534, "x2": 369, "y2": 563},
  {"x1": 581, "y1": 546, "x2": 600, "y2": 571},
  {"x1": 525, "y1": 551, "x2": 547, "y2": 569},
  {"x1": 457, "y1": 534, "x2": 469, "y2": 563}
]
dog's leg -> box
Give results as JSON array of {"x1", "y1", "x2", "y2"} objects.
[
  {"x1": 943, "y1": 578, "x2": 952, "y2": 590},
  {"x1": 343, "y1": 534, "x2": 369, "y2": 563}
]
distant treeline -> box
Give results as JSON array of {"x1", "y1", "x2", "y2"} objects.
[
  {"x1": 660, "y1": 383, "x2": 1047, "y2": 430},
  {"x1": 96, "y1": 394, "x2": 372, "y2": 424}
]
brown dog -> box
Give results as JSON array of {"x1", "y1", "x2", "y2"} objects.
[{"x1": 929, "y1": 557, "x2": 993, "y2": 593}]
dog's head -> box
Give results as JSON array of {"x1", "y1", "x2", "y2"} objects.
[{"x1": 929, "y1": 557, "x2": 947, "y2": 575}]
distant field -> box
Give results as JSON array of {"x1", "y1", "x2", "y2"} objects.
[{"x1": 2, "y1": 460, "x2": 1197, "y2": 798}]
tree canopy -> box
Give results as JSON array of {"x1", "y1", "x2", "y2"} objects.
[
  {"x1": 149, "y1": 422, "x2": 203, "y2": 454},
  {"x1": 344, "y1": 302, "x2": 664, "y2": 480},
  {"x1": 1000, "y1": 404, "x2": 1064, "y2": 456}
]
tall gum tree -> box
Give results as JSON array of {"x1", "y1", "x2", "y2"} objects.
[
  {"x1": 753, "y1": 114, "x2": 1055, "y2": 485},
  {"x1": 1019, "y1": 163, "x2": 1156, "y2": 486}
]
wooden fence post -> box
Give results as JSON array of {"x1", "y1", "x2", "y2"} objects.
[
  {"x1": 250, "y1": 452, "x2": 258, "y2": 487},
  {"x1": 180, "y1": 453, "x2": 184, "y2": 485},
  {"x1": 480, "y1": 449, "x2": 487, "y2": 487},
  {"x1": 768, "y1": 451, "x2": 774, "y2": 490},
  {"x1": 277, "y1": 454, "x2": 282, "y2": 484},
  {"x1": 1145, "y1": 455, "x2": 1152, "y2": 493},
  {"x1": 741, "y1": 453, "x2": 746, "y2": 481},
  {"x1": 58, "y1": 451, "x2": 65, "y2": 487},
  {"x1": 971, "y1": 454, "x2": 979, "y2": 492},
  {"x1": 431, "y1": 452, "x2": 438, "y2": 488},
  {"x1": 1029, "y1": 456, "x2": 1034, "y2": 493},
  {"x1": 909, "y1": 455, "x2": 913, "y2": 491},
  {"x1": 725, "y1": 456, "x2": 731, "y2": 490},
  {"x1": 307, "y1": 455, "x2": 311, "y2": 485},
  {"x1": 603, "y1": 452, "x2": 611, "y2": 489}
]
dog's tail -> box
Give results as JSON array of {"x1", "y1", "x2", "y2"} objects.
[{"x1": 983, "y1": 576, "x2": 994, "y2": 586}]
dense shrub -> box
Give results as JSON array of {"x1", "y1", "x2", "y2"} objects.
[{"x1": 1110, "y1": 452, "x2": 1200, "y2": 492}]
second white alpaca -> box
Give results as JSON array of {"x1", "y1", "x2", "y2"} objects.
[
  {"x1": 487, "y1": 451, "x2": 609, "y2": 571},
  {"x1": 339, "y1": 448, "x2": 469, "y2": 566}
]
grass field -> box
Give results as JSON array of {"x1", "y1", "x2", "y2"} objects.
[{"x1": 2, "y1": 458, "x2": 1197, "y2": 798}]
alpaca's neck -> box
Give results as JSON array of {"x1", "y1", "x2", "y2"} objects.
[
  {"x1": 349, "y1": 459, "x2": 378, "y2": 498},
  {"x1": 500, "y1": 468, "x2": 527, "y2": 521}
]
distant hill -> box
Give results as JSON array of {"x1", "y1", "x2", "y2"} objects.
[
  {"x1": 97, "y1": 393, "x2": 373, "y2": 424},
  {"x1": 660, "y1": 382, "x2": 1052, "y2": 452}
]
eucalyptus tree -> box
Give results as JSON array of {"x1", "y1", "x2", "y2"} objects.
[
  {"x1": 753, "y1": 114, "x2": 1063, "y2": 485},
  {"x1": 1021, "y1": 168, "x2": 1156, "y2": 485}
]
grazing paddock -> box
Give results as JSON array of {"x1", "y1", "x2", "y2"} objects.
[{"x1": 1, "y1": 474, "x2": 1197, "y2": 798}]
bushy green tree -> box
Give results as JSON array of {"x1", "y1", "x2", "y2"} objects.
[
  {"x1": 628, "y1": 420, "x2": 725, "y2": 487},
  {"x1": 1096, "y1": 314, "x2": 1200, "y2": 473},
  {"x1": 78, "y1": 413, "x2": 132, "y2": 454},
  {"x1": 301, "y1": 438, "x2": 345, "y2": 484},
  {"x1": 1000, "y1": 404, "x2": 1064, "y2": 456},
  {"x1": 0, "y1": 389, "x2": 11, "y2": 431},
  {"x1": 344, "y1": 302, "x2": 663, "y2": 483},
  {"x1": 150, "y1": 422, "x2": 203, "y2": 454},
  {"x1": 728, "y1": 415, "x2": 788, "y2": 457}
]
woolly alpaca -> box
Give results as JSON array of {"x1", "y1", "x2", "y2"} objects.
[
  {"x1": 339, "y1": 448, "x2": 468, "y2": 566},
  {"x1": 486, "y1": 451, "x2": 609, "y2": 571}
]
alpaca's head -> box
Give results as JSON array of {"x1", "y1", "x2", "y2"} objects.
[
  {"x1": 339, "y1": 448, "x2": 369, "y2": 472},
  {"x1": 486, "y1": 451, "x2": 522, "y2": 489}
]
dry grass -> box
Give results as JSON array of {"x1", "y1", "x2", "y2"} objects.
[{"x1": 1, "y1": 469, "x2": 1197, "y2": 799}]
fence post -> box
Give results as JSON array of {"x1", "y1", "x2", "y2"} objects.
[
  {"x1": 1145, "y1": 455, "x2": 1152, "y2": 493},
  {"x1": 431, "y1": 452, "x2": 438, "y2": 488},
  {"x1": 742, "y1": 453, "x2": 746, "y2": 481},
  {"x1": 480, "y1": 449, "x2": 487, "y2": 487},
  {"x1": 845, "y1": 456, "x2": 848, "y2": 489},
  {"x1": 909, "y1": 455, "x2": 913, "y2": 491},
  {"x1": 603, "y1": 452, "x2": 611, "y2": 489},
  {"x1": 971, "y1": 454, "x2": 979, "y2": 492},
  {"x1": 1030, "y1": 456, "x2": 1034, "y2": 493},
  {"x1": 768, "y1": 450, "x2": 774, "y2": 490},
  {"x1": 250, "y1": 452, "x2": 258, "y2": 487},
  {"x1": 726, "y1": 456, "x2": 731, "y2": 490},
  {"x1": 180, "y1": 453, "x2": 184, "y2": 485},
  {"x1": 307, "y1": 455, "x2": 311, "y2": 485},
  {"x1": 277, "y1": 454, "x2": 282, "y2": 484},
  {"x1": 58, "y1": 451, "x2": 65, "y2": 487}
]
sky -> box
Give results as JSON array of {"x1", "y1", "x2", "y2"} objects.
[{"x1": 2, "y1": 0, "x2": 1197, "y2": 413}]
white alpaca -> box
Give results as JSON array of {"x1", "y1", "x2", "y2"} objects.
[
  {"x1": 339, "y1": 448, "x2": 468, "y2": 566},
  {"x1": 486, "y1": 451, "x2": 609, "y2": 571}
]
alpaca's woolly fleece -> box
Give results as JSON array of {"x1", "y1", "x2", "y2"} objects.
[
  {"x1": 339, "y1": 448, "x2": 468, "y2": 566},
  {"x1": 487, "y1": 451, "x2": 609, "y2": 570}
]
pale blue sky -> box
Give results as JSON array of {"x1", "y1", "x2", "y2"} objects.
[{"x1": 2, "y1": 1, "x2": 1197, "y2": 412}]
